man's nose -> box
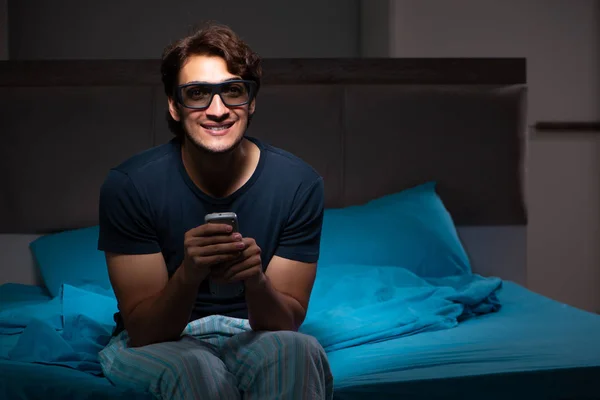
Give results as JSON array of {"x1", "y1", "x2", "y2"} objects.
[{"x1": 206, "y1": 94, "x2": 229, "y2": 118}]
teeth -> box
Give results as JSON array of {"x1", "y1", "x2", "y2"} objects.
[{"x1": 206, "y1": 124, "x2": 232, "y2": 131}]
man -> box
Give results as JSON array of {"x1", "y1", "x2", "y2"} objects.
[{"x1": 97, "y1": 23, "x2": 333, "y2": 399}]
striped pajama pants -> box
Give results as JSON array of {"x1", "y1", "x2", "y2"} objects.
[{"x1": 98, "y1": 315, "x2": 334, "y2": 400}]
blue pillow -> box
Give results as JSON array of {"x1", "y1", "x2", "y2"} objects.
[
  {"x1": 318, "y1": 182, "x2": 471, "y2": 277},
  {"x1": 29, "y1": 225, "x2": 113, "y2": 298}
]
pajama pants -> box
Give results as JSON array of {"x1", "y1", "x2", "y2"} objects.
[{"x1": 98, "y1": 315, "x2": 334, "y2": 400}]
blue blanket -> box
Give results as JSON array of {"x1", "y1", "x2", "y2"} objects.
[
  {"x1": 0, "y1": 264, "x2": 501, "y2": 375},
  {"x1": 0, "y1": 284, "x2": 117, "y2": 375},
  {"x1": 299, "y1": 264, "x2": 502, "y2": 352}
]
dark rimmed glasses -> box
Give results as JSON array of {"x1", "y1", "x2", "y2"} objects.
[{"x1": 174, "y1": 80, "x2": 257, "y2": 110}]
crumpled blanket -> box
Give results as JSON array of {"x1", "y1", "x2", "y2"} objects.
[
  {"x1": 0, "y1": 264, "x2": 501, "y2": 374},
  {"x1": 0, "y1": 283, "x2": 116, "y2": 375},
  {"x1": 299, "y1": 264, "x2": 502, "y2": 352}
]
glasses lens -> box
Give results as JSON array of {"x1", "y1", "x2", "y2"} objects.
[
  {"x1": 180, "y1": 82, "x2": 252, "y2": 108},
  {"x1": 182, "y1": 85, "x2": 212, "y2": 108},
  {"x1": 220, "y1": 82, "x2": 250, "y2": 106}
]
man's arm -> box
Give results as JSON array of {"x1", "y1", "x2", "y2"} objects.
[
  {"x1": 98, "y1": 170, "x2": 243, "y2": 346},
  {"x1": 106, "y1": 252, "x2": 207, "y2": 347},
  {"x1": 98, "y1": 169, "x2": 200, "y2": 347},
  {"x1": 244, "y1": 176, "x2": 323, "y2": 332},
  {"x1": 245, "y1": 255, "x2": 316, "y2": 331},
  {"x1": 106, "y1": 224, "x2": 242, "y2": 347},
  {"x1": 212, "y1": 176, "x2": 324, "y2": 331}
]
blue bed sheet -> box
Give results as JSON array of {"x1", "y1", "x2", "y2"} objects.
[
  {"x1": 0, "y1": 360, "x2": 152, "y2": 400},
  {"x1": 0, "y1": 282, "x2": 118, "y2": 374},
  {"x1": 0, "y1": 283, "x2": 151, "y2": 399},
  {"x1": 1, "y1": 265, "x2": 502, "y2": 376},
  {"x1": 0, "y1": 283, "x2": 56, "y2": 359},
  {"x1": 327, "y1": 281, "x2": 600, "y2": 399},
  {"x1": 2, "y1": 268, "x2": 599, "y2": 400},
  {"x1": 299, "y1": 264, "x2": 502, "y2": 351}
]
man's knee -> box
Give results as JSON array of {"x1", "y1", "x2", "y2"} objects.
[
  {"x1": 224, "y1": 330, "x2": 329, "y2": 374},
  {"x1": 272, "y1": 331, "x2": 326, "y2": 356},
  {"x1": 103, "y1": 339, "x2": 239, "y2": 398},
  {"x1": 235, "y1": 331, "x2": 333, "y2": 397}
]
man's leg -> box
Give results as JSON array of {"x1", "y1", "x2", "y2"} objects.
[
  {"x1": 99, "y1": 333, "x2": 241, "y2": 400},
  {"x1": 220, "y1": 330, "x2": 334, "y2": 400}
]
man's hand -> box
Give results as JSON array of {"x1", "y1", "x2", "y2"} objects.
[
  {"x1": 209, "y1": 236, "x2": 317, "y2": 332},
  {"x1": 210, "y1": 237, "x2": 265, "y2": 288},
  {"x1": 182, "y1": 223, "x2": 247, "y2": 282},
  {"x1": 104, "y1": 223, "x2": 245, "y2": 347}
]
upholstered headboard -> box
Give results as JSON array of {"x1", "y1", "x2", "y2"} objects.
[{"x1": 0, "y1": 58, "x2": 528, "y2": 285}]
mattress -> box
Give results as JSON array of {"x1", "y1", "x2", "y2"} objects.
[
  {"x1": 1, "y1": 281, "x2": 599, "y2": 400},
  {"x1": 328, "y1": 281, "x2": 600, "y2": 399}
]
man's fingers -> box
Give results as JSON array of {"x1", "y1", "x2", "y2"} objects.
[
  {"x1": 210, "y1": 260, "x2": 240, "y2": 281},
  {"x1": 187, "y1": 223, "x2": 233, "y2": 237},
  {"x1": 185, "y1": 233, "x2": 243, "y2": 248},
  {"x1": 211, "y1": 262, "x2": 233, "y2": 277},
  {"x1": 226, "y1": 266, "x2": 261, "y2": 283},
  {"x1": 223, "y1": 254, "x2": 262, "y2": 280},
  {"x1": 201, "y1": 241, "x2": 245, "y2": 256},
  {"x1": 194, "y1": 252, "x2": 241, "y2": 267},
  {"x1": 210, "y1": 243, "x2": 259, "y2": 272}
]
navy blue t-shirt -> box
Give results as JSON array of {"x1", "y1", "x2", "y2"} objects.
[{"x1": 97, "y1": 136, "x2": 324, "y2": 334}]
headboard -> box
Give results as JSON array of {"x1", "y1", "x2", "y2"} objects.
[{"x1": 0, "y1": 58, "x2": 528, "y2": 286}]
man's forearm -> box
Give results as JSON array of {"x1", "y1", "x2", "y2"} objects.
[
  {"x1": 126, "y1": 265, "x2": 206, "y2": 347},
  {"x1": 245, "y1": 275, "x2": 305, "y2": 331}
]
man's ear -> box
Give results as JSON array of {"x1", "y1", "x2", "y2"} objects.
[
  {"x1": 249, "y1": 99, "x2": 256, "y2": 115},
  {"x1": 168, "y1": 97, "x2": 181, "y2": 121}
]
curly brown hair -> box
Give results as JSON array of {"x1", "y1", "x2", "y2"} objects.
[{"x1": 160, "y1": 23, "x2": 263, "y2": 137}]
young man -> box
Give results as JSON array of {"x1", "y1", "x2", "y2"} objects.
[{"x1": 97, "y1": 24, "x2": 333, "y2": 399}]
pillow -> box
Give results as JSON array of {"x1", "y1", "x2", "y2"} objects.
[
  {"x1": 318, "y1": 181, "x2": 471, "y2": 277},
  {"x1": 29, "y1": 225, "x2": 113, "y2": 298}
]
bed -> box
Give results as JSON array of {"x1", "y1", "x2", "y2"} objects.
[{"x1": 1, "y1": 58, "x2": 599, "y2": 399}]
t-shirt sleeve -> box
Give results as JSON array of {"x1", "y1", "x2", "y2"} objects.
[
  {"x1": 275, "y1": 176, "x2": 324, "y2": 263},
  {"x1": 97, "y1": 169, "x2": 161, "y2": 255}
]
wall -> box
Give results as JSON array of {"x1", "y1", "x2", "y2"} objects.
[
  {"x1": 0, "y1": 0, "x2": 7, "y2": 59},
  {"x1": 390, "y1": 0, "x2": 600, "y2": 313},
  {"x1": 8, "y1": 0, "x2": 360, "y2": 59},
  {"x1": 359, "y1": 0, "x2": 390, "y2": 57},
  {"x1": 5, "y1": 0, "x2": 600, "y2": 312}
]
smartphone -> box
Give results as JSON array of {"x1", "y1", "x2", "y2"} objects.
[
  {"x1": 204, "y1": 212, "x2": 239, "y2": 233},
  {"x1": 204, "y1": 212, "x2": 244, "y2": 298}
]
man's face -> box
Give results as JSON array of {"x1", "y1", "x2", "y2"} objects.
[{"x1": 169, "y1": 55, "x2": 256, "y2": 154}]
